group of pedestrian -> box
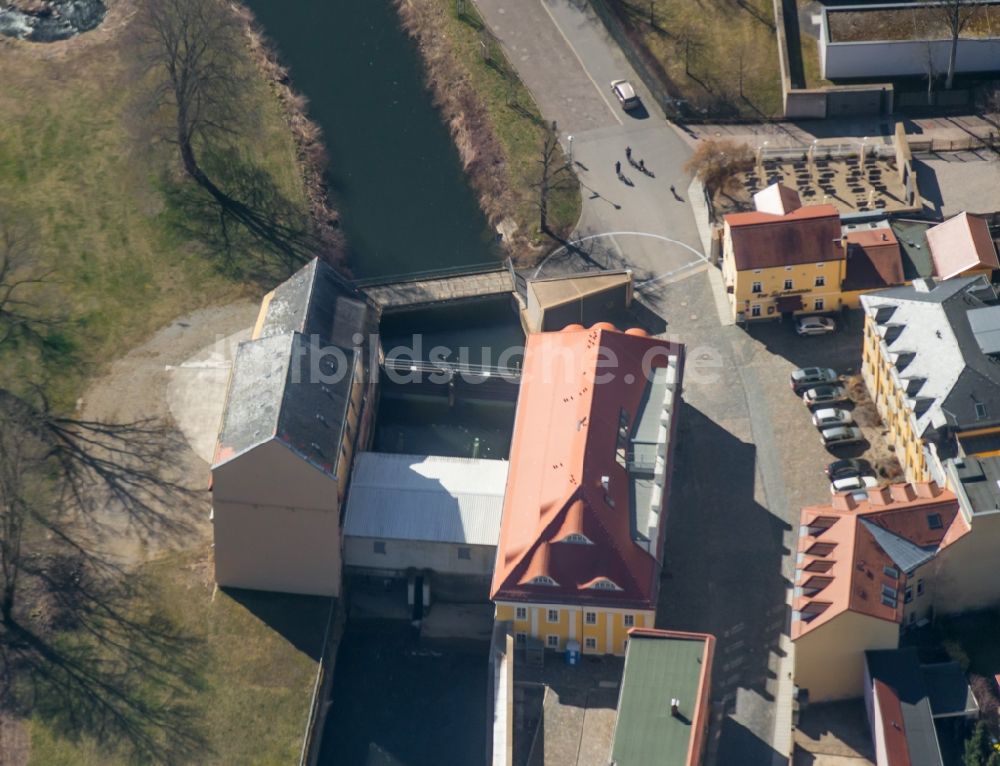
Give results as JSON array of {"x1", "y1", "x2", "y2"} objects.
[{"x1": 615, "y1": 145, "x2": 679, "y2": 200}]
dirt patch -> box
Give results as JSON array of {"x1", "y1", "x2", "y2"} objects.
[
  {"x1": 845, "y1": 374, "x2": 904, "y2": 482},
  {"x1": 394, "y1": 0, "x2": 526, "y2": 257},
  {"x1": 0, "y1": 713, "x2": 30, "y2": 766},
  {"x1": 77, "y1": 300, "x2": 259, "y2": 567}
]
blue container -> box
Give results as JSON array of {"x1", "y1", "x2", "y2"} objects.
[{"x1": 565, "y1": 640, "x2": 581, "y2": 666}]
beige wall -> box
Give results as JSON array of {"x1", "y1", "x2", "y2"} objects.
[
  {"x1": 933, "y1": 511, "x2": 1000, "y2": 614},
  {"x1": 213, "y1": 441, "x2": 343, "y2": 596},
  {"x1": 344, "y1": 537, "x2": 496, "y2": 578},
  {"x1": 794, "y1": 612, "x2": 899, "y2": 701}
]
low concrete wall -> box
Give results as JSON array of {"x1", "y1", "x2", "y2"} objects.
[{"x1": 824, "y1": 36, "x2": 1000, "y2": 80}]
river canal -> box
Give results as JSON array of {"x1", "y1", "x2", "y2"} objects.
[{"x1": 243, "y1": 0, "x2": 500, "y2": 279}]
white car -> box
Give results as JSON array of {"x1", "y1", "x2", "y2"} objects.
[
  {"x1": 812, "y1": 408, "x2": 854, "y2": 428},
  {"x1": 830, "y1": 474, "x2": 879, "y2": 495},
  {"x1": 611, "y1": 79, "x2": 641, "y2": 111},
  {"x1": 821, "y1": 425, "x2": 865, "y2": 447},
  {"x1": 796, "y1": 316, "x2": 836, "y2": 336},
  {"x1": 803, "y1": 385, "x2": 848, "y2": 406}
]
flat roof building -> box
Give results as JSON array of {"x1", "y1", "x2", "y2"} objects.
[{"x1": 611, "y1": 629, "x2": 715, "y2": 766}]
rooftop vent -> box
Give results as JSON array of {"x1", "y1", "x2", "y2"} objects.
[{"x1": 670, "y1": 698, "x2": 681, "y2": 717}]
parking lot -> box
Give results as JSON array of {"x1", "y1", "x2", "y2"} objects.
[{"x1": 640, "y1": 272, "x2": 874, "y2": 762}]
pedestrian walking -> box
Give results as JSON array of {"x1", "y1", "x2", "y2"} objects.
[
  {"x1": 638, "y1": 159, "x2": 646, "y2": 172},
  {"x1": 670, "y1": 184, "x2": 676, "y2": 195},
  {"x1": 615, "y1": 160, "x2": 621, "y2": 175},
  {"x1": 625, "y1": 146, "x2": 632, "y2": 160}
]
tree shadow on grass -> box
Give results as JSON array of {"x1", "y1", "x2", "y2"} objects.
[
  {"x1": 3, "y1": 554, "x2": 208, "y2": 764},
  {"x1": 163, "y1": 146, "x2": 344, "y2": 285}
]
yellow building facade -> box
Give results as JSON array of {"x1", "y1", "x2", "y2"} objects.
[
  {"x1": 721, "y1": 205, "x2": 847, "y2": 323},
  {"x1": 495, "y1": 601, "x2": 654, "y2": 656}
]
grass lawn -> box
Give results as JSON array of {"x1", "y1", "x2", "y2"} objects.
[
  {"x1": 422, "y1": 0, "x2": 581, "y2": 247},
  {"x1": 0, "y1": 9, "x2": 305, "y2": 408},
  {"x1": 26, "y1": 548, "x2": 330, "y2": 765},
  {"x1": 1, "y1": 6, "x2": 328, "y2": 762},
  {"x1": 614, "y1": 0, "x2": 783, "y2": 119}
]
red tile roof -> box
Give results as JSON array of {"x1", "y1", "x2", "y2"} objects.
[
  {"x1": 926, "y1": 212, "x2": 999, "y2": 280},
  {"x1": 843, "y1": 228, "x2": 905, "y2": 291},
  {"x1": 793, "y1": 482, "x2": 969, "y2": 639},
  {"x1": 874, "y1": 679, "x2": 913, "y2": 766},
  {"x1": 490, "y1": 326, "x2": 684, "y2": 610},
  {"x1": 724, "y1": 205, "x2": 843, "y2": 271}
]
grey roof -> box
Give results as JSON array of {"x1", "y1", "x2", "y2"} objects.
[
  {"x1": 953, "y1": 455, "x2": 1000, "y2": 514},
  {"x1": 865, "y1": 648, "x2": 943, "y2": 766},
  {"x1": 859, "y1": 518, "x2": 936, "y2": 573},
  {"x1": 258, "y1": 258, "x2": 369, "y2": 347},
  {"x1": 921, "y1": 662, "x2": 978, "y2": 717},
  {"x1": 343, "y1": 452, "x2": 508, "y2": 546},
  {"x1": 213, "y1": 259, "x2": 366, "y2": 477},
  {"x1": 890, "y1": 219, "x2": 935, "y2": 281},
  {"x1": 968, "y1": 305, "x2": 1000, "y2": 355},
  {"x1": 215, "y1": 333, "x2": 357, "y2": 476},
  {"x1": 861, "y1": 276, "x2": 1000, "y2": 438}
]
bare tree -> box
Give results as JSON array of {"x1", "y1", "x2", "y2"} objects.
[
  {"x1": 533, "y1": 122, "x2": 576, "y2": 236},
  {"x1": 684, "y1": 139, "x2": 754, "y2": 200},
  {"x1": 134, "y1": 0, "x2": 249, "y2": 187},
  {"x1": 0, "y1": 225, "x2": 58, "y2": 351},
  {"x1": 924, "y1": 0, "x2": 987, "y2": 91}
]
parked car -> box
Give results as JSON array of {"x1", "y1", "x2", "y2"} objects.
[
  {"x1": 821, "y1": 425, "x2": 865, "y2": 447},
  {"x1": 611, "y1": 79, "x2": 641, "y2": 111},
  {"x1": 790, "y1": 367, "x2": 838, "y2": 393},
  {"x1": 796, "y1": 316, "x2": 837, "y2": 336},
  {"x1": 826, "y1": 458, "x2": 873, "y2": 481},
  {"x1": 811, "y1": 407, "x2": 854, "y2": 429},
  {"x1": 830, "y1": 474, "x2": 879, "y2": 494},
  {"x1": 803, "y1": 385, "x2": 848, "y2": 406}
]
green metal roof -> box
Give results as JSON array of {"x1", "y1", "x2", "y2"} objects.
[{"x1": 611, "y1": 633, "x2": 708, "y2": 766}]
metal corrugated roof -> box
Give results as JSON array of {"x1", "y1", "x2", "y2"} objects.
[
  {"x1": 343, "y1": 453, "x2": 508, "y2": 546},
  {"x1": 859, "y1": 518, "x2": 935, "y2": 574}
]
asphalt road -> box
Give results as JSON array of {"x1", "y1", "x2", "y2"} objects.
[{"x1": 474, "y1": 0, "x2": 703, "y2": 280}]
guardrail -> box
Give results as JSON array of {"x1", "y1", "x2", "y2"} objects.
[
  {"x1": 382, "y1": 356, "x2": 522, "y2": 381},
  {"x1": 353, "y1": 260, "x2": 508, "y2": 288}
]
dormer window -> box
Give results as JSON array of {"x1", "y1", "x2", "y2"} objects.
[
  {"x1": 530, "y1": 575, "x2": 558, "y2": 586},
  {"x1": 560, "y1": 533, "x2": 592, "y2": 545},
  {"x1": 976, "y1": 402, "x2": 988, "y2": 420},
  {"x1": 590, "y1": 579, "x2": 621, "y2": 591},
  {"x1": 927, "y1": 513, "x2": 943, "y2": 530}
]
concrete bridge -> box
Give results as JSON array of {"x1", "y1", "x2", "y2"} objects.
[{"x1": 357, "y1": 263, "x2": 514, "y2": 311}]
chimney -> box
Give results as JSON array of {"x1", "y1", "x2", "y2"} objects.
[
  {"x1": 832, "y1": 493, "x2": 857, "y2": 512},
  {"x1": 868, "y1": 486, "x2": 891, "y2": 507},
  {"x1": 670, "y1": 698, "x2": 680, "y2": 717},
  {"x1": 889, "y1": 483, "x2": 917, "y2": 503},
  {"x1": 601, "y1": 475, "x2": 610, "y2": 491},
  {"x1": 882, "y1": 233, "x2": 888, "y2": 241},
  {"x1": 913, "y1": 481, "x2": 939, "y2": 498}
]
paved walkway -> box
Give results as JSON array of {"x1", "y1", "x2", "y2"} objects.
[
  {"x1": 362, "y1": 270, "x2": 513, "y2": 309},
  {"x1": 474, "y1": 0, "x2": 704, "y2": 281}
]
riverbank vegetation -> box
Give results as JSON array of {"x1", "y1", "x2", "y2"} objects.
[
  {"x1": 396, "y1": 0, "x2": 581, "y2": 262},
  {"x1": 0, "y1": 1, "x2": 327, "y2": 761},
  {"x1": 608, "y1": 0, "x2": 782, "y2": 118}
]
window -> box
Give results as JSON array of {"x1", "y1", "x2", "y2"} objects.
[
  {"x1": 917, "y1": 579, "x2": 925, "y2": 596},
  {"x1": 547, "y1": 609, "x2": 559, "y2": 623},
  {"x1": 751, "y1": 305, "x2": 762, "y2": 318},
  {"x1": 814, "y1": 299, "x2": 825, "y2": 311},
  {"x1": 584, "y1": 637, "x2": 597, "y2": 650},
  {"x1": 515, "y1": 607, "x2": 527, "y2": 621},
  {"x1": 785, "y1": 266, "x2": 793, "y2": 271},
  {"x1": 457, "y1": 546, "x2": 471, "y2": 560},
  {"x1": 585, "y1": 611, "x2": 597, "y2": 625},
  {"x1": 590, "y1": 579, "x2": 621, "y2": 591},
  {"x1": 881, "y1": 584, "x2": 896, "y2": 600},
  {"x1": 623, "y1": 614, "x2": 635, "y2": 628},
  {"x1": 753, "y1": 269, "x2": 762, "y2": 274},
  {"x1": 976, "y1": 402, "x2": 988, "y2": 420},
  {"x1": 751, "y1": 281, "x2": 763, "y2": 294},
  {"x1": 905, "y1": 586, "x2": 913, "y2": 603},
  {"x1": 546, "y1": 635, "x2": 559, "y2": 648},
  {"x1": 783, "y1": 279, "x2": 794, "y2": 290},
  {"x1": 883, "y1": 565, "x2": 899, "y2": 579},
  {"x1": 927, "y1": 513, "x2": 943, "y2": 530},
  {"x1": 516, "y1": 632, "x2": 527, "y2": 646},
  {"x1": 815, "y1": 275, "x2": 826, "y2": 287},
  {"x1": 561, "y1": 533, "x2": 591, "y2": 544},
  {"x1": 530, "y1": 575, "x2": 558, "y2": 586},
  {"x1": 373, "y1": 541, "x2": 386, "y2": 555}
]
